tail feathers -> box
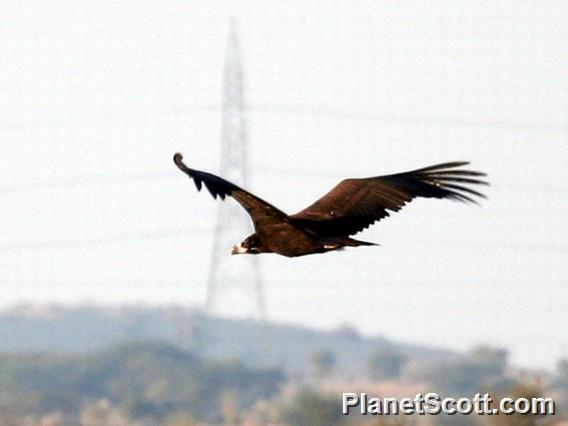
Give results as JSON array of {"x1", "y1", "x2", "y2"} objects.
[
  {"x1": 345, "y1": 237, "x2": 379, "y2": 247},
  {"x1": 323, "y1": 237, "x2": 379, "y2": 250}
]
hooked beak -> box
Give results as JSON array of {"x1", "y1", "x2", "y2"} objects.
[{"x1": 231, "y1": 244, "x2": 248, "y2": 255}]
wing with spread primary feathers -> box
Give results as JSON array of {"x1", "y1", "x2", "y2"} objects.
[
  {"x1": 174, "y1": 153, "x2": 288, "y2": 230},
  {"x1": 290, "y1": 161, "x2": 488, "y2": 237}
]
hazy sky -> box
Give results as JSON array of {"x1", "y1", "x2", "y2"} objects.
[{"x1": 1, "y1": 1, "x2": 567, "y2": 369}]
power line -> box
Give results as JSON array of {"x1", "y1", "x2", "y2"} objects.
[
  {"x1": 0, "y1": 171, "x2": 174, "y2": 194},
  {"x1": 3, "y1": 167, "x2": 567, "y2": 195},
  {"x1": 3, "y1": 103, "x2": 566, "y2": 133},
  {"x1": 0, "y1": 105, "x2": 218, "y2": 132},
  {"x1": 247, "y1": 103, "x2": 568, "y2": 133},
  {"x1": 0, "y1": 228, "x2": 213, "y2": 253},
  {"x1": 2, "y1": 231, "x2": 564, "y2": 254}
]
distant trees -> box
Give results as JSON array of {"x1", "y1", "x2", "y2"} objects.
[
  {"x1": 468, "y1": 345, "x2": 508, "y2": 377},
  {"x1": 281, "y1": 390, "x2": 346, "y2": 426},
  {"x1": 80, "y1": 399, "x2": 131, "y2": 426},
  {"x1": 371, "y1": 418, "x2": 410, "y2": 426},
  {"x1": 334, "y1": 323, "x2": 361, "y2": 341},
  {"x1": 311, "y1": 349, "x2": 336, "y2": 379},
  {"x1": 0, "y1": 341, "x2": 283, "y2": 424},
  {"x1": 423, "y1": 345, "x2": 513, "y2": 395},
  {"x1": 163, "y1": 412, "x2": 204, "y2": 426},
  {"x1": 487, "y1": 384, "x2": 554, "y2": 426},
  {"x1": 554, "y1": 358, "x2": 568, "y2": 387},
  {"x1": 220, "y1": 390, "x2": 240, "y2": 425},
  {"x1": 551, "y1": 358, "x2": 568, "y2": 418},
  {"x1": 366, "y1": 346, "x2": 408, "y2": 381}
]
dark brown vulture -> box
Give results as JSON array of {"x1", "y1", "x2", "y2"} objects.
[{"x1": 174, "y1": 153, "x2": 487, "y2": 257}]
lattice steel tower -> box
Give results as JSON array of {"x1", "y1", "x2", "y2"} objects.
[{"x1": 206, "y1": 20, "x2": 265, "y2": 319}]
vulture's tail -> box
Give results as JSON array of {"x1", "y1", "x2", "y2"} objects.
[
  {"x1": 344, "y1": 237, "x2": 378, "y2": 247},
  {"x1": 323, "y1": 237, "x2": 378, "y2": 250}
]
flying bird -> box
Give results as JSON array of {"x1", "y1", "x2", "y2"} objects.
[{"x1": 174, "y1": 153, "x2": 487, "y2": 257}]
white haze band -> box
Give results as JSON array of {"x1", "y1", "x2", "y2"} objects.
[{"x1": 342, "y1": 392, "x2": 556, "y2": 416}]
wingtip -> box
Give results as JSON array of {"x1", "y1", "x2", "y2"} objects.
[
  {"x1": 173, "y1": 152, "x2": 189, "y2": 172},
  {"x1": 450, "y1": 161, "x2": 470, "y2": 167}
]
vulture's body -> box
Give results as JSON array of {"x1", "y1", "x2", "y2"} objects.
[{"x1": 174, "y1": 153, "x2": 487, "y2": 257}]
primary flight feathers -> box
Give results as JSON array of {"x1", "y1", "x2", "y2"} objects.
[{"x1": 174, "y1": 153, "x2": 488, "y2": 257}]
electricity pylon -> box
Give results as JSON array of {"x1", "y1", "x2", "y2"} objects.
[{"x1": 206, "y1": 19, "x2": 265, "y2": 320}]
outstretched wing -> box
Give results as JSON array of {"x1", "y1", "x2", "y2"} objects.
[
  {"x1": 290, "y1": 162, "x2": 488, "y2": 237},
  {"x1": 174, "y1": 153, "x2": 288, "y2": 230}
]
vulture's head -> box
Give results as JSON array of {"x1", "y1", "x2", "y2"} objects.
[{"x1": 231, "y1": 234, "x2": 261, "y2": 255}]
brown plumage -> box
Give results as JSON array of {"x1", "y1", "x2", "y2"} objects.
[{"x1": 174, "y1": 153, "x2": 488, "y2": 257}]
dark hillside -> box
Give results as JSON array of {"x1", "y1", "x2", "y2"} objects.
[
  {"x1": 0, "y1": 304, "x2": 458, "y2": 375},
  {"x1": 0, "y1": 341, "x2": 282, "y2": 423}
]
